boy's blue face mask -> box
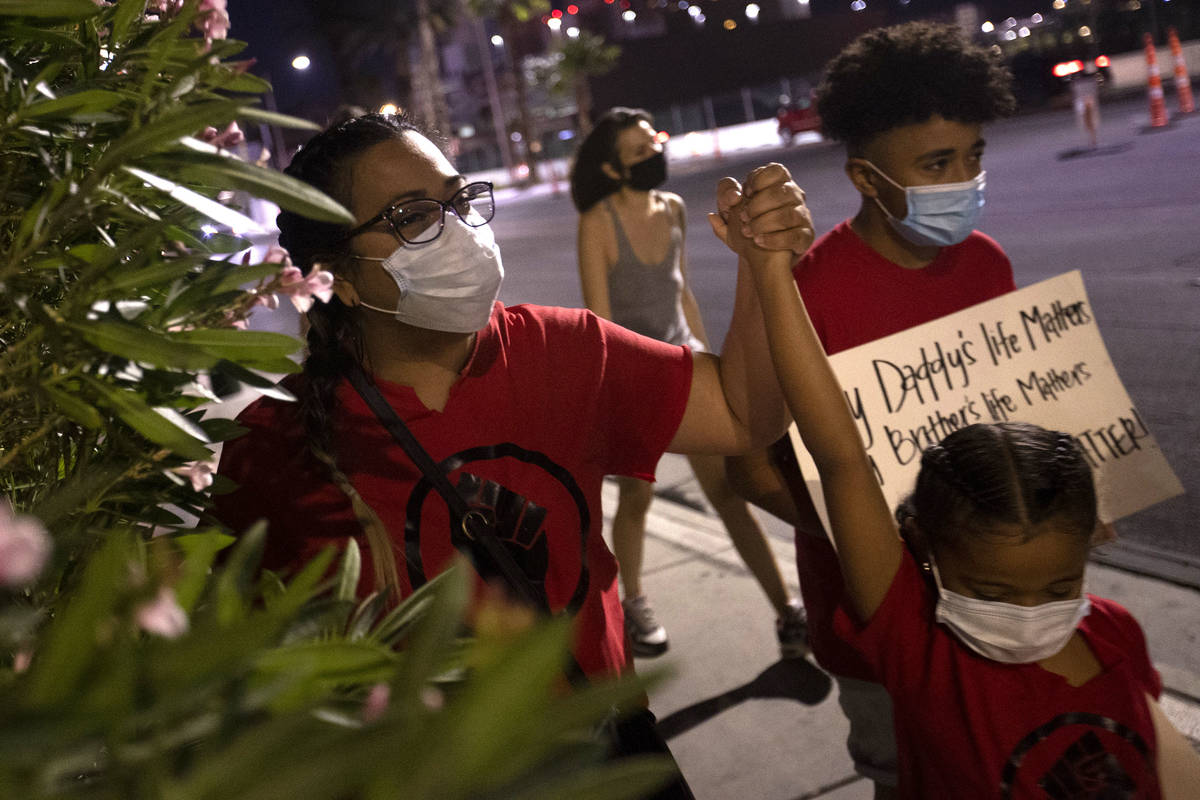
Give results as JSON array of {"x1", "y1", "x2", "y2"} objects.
[{"x1": 864, "y1": 161, "x2": 986, "y2": 248}]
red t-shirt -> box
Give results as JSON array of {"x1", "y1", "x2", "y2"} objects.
[
  {"x1": 834, "y1": 551, "x2": 1163, "y2": 798},
  {"x1": 214, "y1": 303, "x2": 693, "y2": 678},
  {"x1": 793, "y1": 220, "x2": 1016, "y2": 355},
  {"x1": 791, "y1": 221, "x2": 1016, "y2": 680}
]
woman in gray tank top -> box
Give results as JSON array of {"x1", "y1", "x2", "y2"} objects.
[{"x1": 570, "y1": 108, "x2": 807, "y2": 661}]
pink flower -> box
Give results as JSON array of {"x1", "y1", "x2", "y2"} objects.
[
  {"x1": 362, "y1": 683, "x2": 390, "y2": 722},
  {"x1": 277, "y1": 265, "x2": 334, "y2": 313},
  {"x1": 169, "y1": 460, "x2": 215, "y2": 492},
  {"x1": 197, "y1": 0, "x2": 230, "y2": 41},
  {"x1": 199, "y1": 121, "x2": 244, "y2": 150},
  {"x1": 0, "y1": 502, "x2": 51, "y2": 587},
  {"x1": 136, "y1": 587, "x2": 189, "y2": 639}
]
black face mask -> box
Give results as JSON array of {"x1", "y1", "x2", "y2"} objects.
[{"x1": 624, "y1": 151, "x2": 667, "y2": 191}]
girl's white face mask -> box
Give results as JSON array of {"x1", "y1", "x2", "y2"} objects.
[
  {"x1": 355, "y1": 215, "x2": 504, "y2": 334},
  {"x1": 930, "y1": 557, "x2": 1090, "y2": 664}
]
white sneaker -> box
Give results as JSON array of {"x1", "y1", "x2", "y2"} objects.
[
  {"x1": 777, "y1": 600, "x2": 810, "y2": 660},
  {"x1": 623, "y1": 595, "x2": 669, "y2": 658}
]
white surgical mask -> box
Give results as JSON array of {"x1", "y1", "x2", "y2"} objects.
[
  {"x1": 865, "y1": 162, "x2": 986, "y2": 248},
  {"x1": 355, "y1": 215, "x2": 503, "y2": 333},
  {"x1": 930, "y1": 557, "x2": 1090, "y2": 664}
]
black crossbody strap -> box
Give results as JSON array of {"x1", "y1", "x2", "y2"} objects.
[{"x1": 346, "y1": 365, "x2": 590, "y2": 687}]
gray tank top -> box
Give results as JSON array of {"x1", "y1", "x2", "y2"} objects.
[{"x1": 603, "y1": 195, "x2": 694, "y2": 347}]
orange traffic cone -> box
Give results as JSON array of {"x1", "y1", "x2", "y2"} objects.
[
  {"x1": 1144, "y1": 33, "x2": 1170, "y2": 128},
  {"x1": 1168, "y1": 27, "x2": 1195, "y2": 114}
]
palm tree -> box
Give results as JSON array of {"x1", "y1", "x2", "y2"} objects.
[
  {"x1": 556, "y1": 31, "x2": 620, "y2": 136},
  {"x1": 310, "y1": 0, "x2": 456, "y2": 133},
  {"x1": 468, "y1": 0, "x2": 551, "y2": 181},
  {"x1": 412, "y1": 0, "x2": 452, "y2": 137}
]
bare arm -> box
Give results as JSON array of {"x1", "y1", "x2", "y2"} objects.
[
  {"x1": 666, "y1": 167, "x2": 815, "y2": 456},
  {"x1": 1147, "y1": 693, "x2": 1200, "y2": 797},
  {"x1": 577, "y1": 209, "x2": 614, "y2": 321},
  {"x1": 726, "y1": 170, "x2": 902, "y2": 622},
  {"x1": 725, "y1": 445, "x2": 803, "y2": 526}
]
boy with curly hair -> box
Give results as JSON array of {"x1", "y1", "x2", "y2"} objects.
[{"x1": 728, "y1": 21, "x2": 1017, "y2": 798}]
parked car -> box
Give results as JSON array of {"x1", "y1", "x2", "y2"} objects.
[{"x1": 777, "y1": 92, "x2": 822, "y2": 145}]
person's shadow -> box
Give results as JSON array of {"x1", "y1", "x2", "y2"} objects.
[{"x1": 656, "y1": 658, "x2": 833, "y2": 741}]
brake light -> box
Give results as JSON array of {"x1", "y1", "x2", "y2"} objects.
[
  {"x1": 1053, "y1": 60, "x2": 1084, "y2": 77},
  {"x1": 1095, "y1": 54, "x2": 1110, "y2": 68}
]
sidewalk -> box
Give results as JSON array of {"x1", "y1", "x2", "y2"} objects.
[{"x1": 609, "y1": 453, "x2": 1200, "y2": 800}]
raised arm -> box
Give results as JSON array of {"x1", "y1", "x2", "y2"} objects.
[
  {"x1": 577, "y1": 209, "x2": 615, "y2": 320},
  {"x1": 665, "y1": 167, "x2": 806, "y2": 456},
  {"x1": 723, "y1": 167, "x2": 902, "y2": 621}
]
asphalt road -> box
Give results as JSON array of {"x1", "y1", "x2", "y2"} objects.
[{"x1": 490, "y1": 96, "x2": 1200, "y2": 581}]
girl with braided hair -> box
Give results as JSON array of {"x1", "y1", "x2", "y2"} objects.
[
  {"x1": 730, "y1": 218, "x2": 1200, "y2": 797},
  {"x1": 214, "y1": 113, "x2": 813, "y2": 796}
]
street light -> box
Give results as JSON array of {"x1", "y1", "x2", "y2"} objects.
[
  {"x1": 490, "y1": 34, "x2": 504, "y2": 47},
  {"x1": 291, "y1": 54, "x2": 310, "y2": 70},
  {"x1": 745, "y1": 3, "x2": 760, "y2": 20},
  {"x1": 379, "y1": 102, "x2": 399, "y2": 115}
]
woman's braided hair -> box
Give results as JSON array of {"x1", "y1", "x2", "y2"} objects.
[
  {"x1": 277, "y1": 112, "x2": 427, "y2": 601},
  {"x1": 900, "y1": 422, "x2": 1097, "y2": 545}
]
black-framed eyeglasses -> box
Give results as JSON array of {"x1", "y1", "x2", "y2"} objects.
[{"x1": 342, "y1": 181, "x2": 495, "y2": 245}]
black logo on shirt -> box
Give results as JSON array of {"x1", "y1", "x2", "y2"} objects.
[
  {"x1": 1000, "y1": 712, "x2": 1152, "y2": 799},
  {"x1": 403, "y1": 443, "x2": 591, "y2": 615}
]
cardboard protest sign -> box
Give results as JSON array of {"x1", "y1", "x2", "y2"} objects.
[{"x1": 789, "y1": 270, "x2": 1183, "y2": 528}]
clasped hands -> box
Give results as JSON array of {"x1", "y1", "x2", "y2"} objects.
[{"x1": 708, "y1": 163, "x2": 814, "y2": 267}]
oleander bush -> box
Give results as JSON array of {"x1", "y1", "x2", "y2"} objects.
[{"x1": 0, "y1": 2, "x2": 668, "y2": 797}]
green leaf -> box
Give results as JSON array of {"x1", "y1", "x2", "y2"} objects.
[
  {"x1": 110, "y1": 0, "x2": 146, "y2": 45},
  {"x1": 334, "y1": 540, "x2": 361, "y2": 603},
  {"x1": 30, "y1": 462, "x2": 127, "y2": 527},
  {"x1": 97, "y1": 255, "x2": 206, "y2": 292},
  {"x1": 122, "y1": 166, "x2": 268, "y2": 234},
  {"x1": 172, "y1": 328, "x2": 302, "y2": 367},
  {"x1": 197, "y1": 233, "x2": 253, "y2": 254},
  {"x1": 198, "y1": 416, "x2": 248, "y2": 442},
  {"x1": 0, "y1": 0, "x2": 102, "y2": 19},
  {"x1": 0, "y1": 22, "x2": 86, "y2": 49},
  {"x1": 212, "y1": 521, "x2": 267, "y2": 626},
  {"x1": 86, "y1": 377, "x2": 212, "y2": 460},
  {"x1": 393, "y1": 562, "x2": 471, "y2": 704},
  {"x1": 24, "y1": 531, "x2": 136, "y2": 707},
  {"x1": 211, "y1": 260, "x2": 284, "y2": 294},
  {"x1": 42, "y1": 384, "x2": 103, "y2": 429},
  {"x1": 148, "y1": 151, "x2": 354, "y2": 225},
  {"x1": 103, "y1": 100, "x2": 243, "y2": 165},
  {"x1": 69, "y1": 320, "x2": 219, "y2": 371},
  {"x1": 236, "y1": 106, "x2": 321, "y2": 131},
  {"x1": 20, "y1": 89, "x2": 124, "y2": 120},
  {"x1": 173, "y1": 530, "x2": 236, "y2": 612},
  {"x1": 253, "y1": 640, "x2": 395, "y2": 683},
  {"x1": 220, "y1": 71, "x2": 273, "y2": 94}
]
